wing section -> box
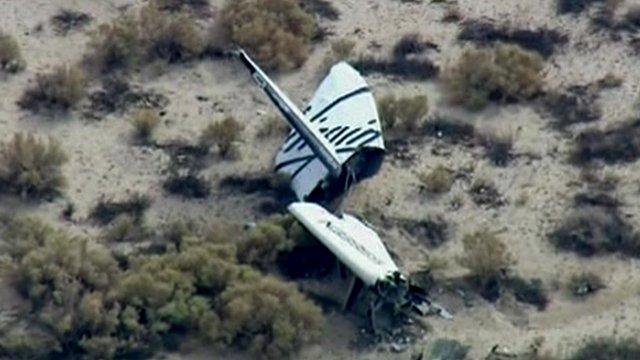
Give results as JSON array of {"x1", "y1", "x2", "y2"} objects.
[
  {"x1": 276, "y1": 62, "x2": 385, "y2": 200},
  {"x1": 288, "y1": 202, "x2": 397, "y2": 286}
]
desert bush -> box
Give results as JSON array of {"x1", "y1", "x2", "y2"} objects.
[
  {"x1": 625, "y1": 6, "x2": 640, "y2": 28},
  {"x1": 568, "y1": 337, "x2": 640, "y2": 360},
  {"x1": 19, "y1": 65, "x2": 87, "y2": 111},
  {"x1": 424, "y1": 115, "x2": 476, "y2": 144},
  {"x1": 377, "y1": 94, "x2": 429, "y2": 136},
  {"x1": 256, "y1": 115, "x2": 289, "y2": 139},
  {"x1": 2, "y1": 219, "x2": 124, "y2": 357},
  {"x1": 549, "y1": 207, "x2": 640, "y2": 257},
  {"x1": 0, "y1": 327, "x2": 58, "y2": 359},
  {"x1": 458, "y1": 228, "x2": 513, "y2": 300},
  {"x1": 458, "y1": 20, "x2": 568, "y2": 58},
  {"x1": 200, "y1": 116, "x2": 244, "y2": 158},
  {"x1": 102, "y1": 215, "x2": 153, "y2": 243},
  {"x1": 51, "y1": 9, "x2": 93, "y2": 35},
  {"x1": 395, "y1": 215, "x2": 450, "y2": 248},
  {"x1": 2, "y1": 216, "x2": 323, "y2": 359},
  {"x1": 419, "y1": 165, "x2": 454, "y2": 194},
  {"x1": 300, "y1": 0, "x2": 340, "y2": 20},
  {"x1": 163, "y1": 172, "x2": 211, "y2": 198},
  {"x1": 443, "y1": 44, "x2": 544, "y2": 110},
  {"x1": 427, "y1": 338, "x2": 470, "y2": 360},
  {"x1": 353, "y1": 54, "x2": 438, "y2": 80},
  {"x1": 319, "y1": 38, "x2": 356, "y2": 75},
  {"x1": 568, "y1": 272, "x2": 604, "y2": 297},
  {"x1": 154, "y1": 0, "x2": 210, "y2": 12},
  {"x1": 139, "y1": 5, "x2": 205, "y2": 64},
  {"x1": 543, "y1": 87, "x2": 602, "y2": 129},
  {"x1": 476, "y1": 129, "x2": 514, "y2": 166},
  {"x1": 217, "y1": 275, "x2": 324, "y2": 359},
  {"x1": 238, "y1": 216, "x2": 295, "y2": 270},
  {"x1": 393, "y1": 33, "x2": 431, "y2": 58},
  {"x1": 557, "y1": 0, "x2": 601, "y2": 15},
  {"x1": 469, "y1": 178, "x2": 504, "y2": 208},
  {"x1": 507, "y1": 276, "x2": 549, "y2": 310},
  {"x1": 90, "y1": 193, "x2": 151, "y2": 225},
  {"x1": 87, "y1": 15, "x2": 142, "y2": 73},
  {"x1": 572, "y1": 118, "x2": 640, "y2": 165},
  {"x1": 0, "y1": 133, "x2": 68, "y2": 199},
  {"x1": 0, "y1": 32, "x2": 26, "y2": 73},
  {"x1": 573, "y1": 191, "x2": 618, "y2": 208},
  {"x1": 220, "y1": 0, "x2": 316, "y2": 71},
  {"x1": 87, "y1": 5, "x2": 204, "y2": 73},
  {"x1": 130, "y1": 108, "x2": 161, "y2": 143}
]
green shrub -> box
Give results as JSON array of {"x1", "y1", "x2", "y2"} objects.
[
  {"x1": 0, "y1": 32, "x2": 25, "y2": 73},
  {"x1": 568, "y1": 337, "x2": 640, "y2": 360},
  {"x1": 377, "y1": 94, "x2": 429, "y2": 136},
  {"x1": 239, "y1": 216, "x2": 295, "y2": 270},
  {"x1": 101, "y1": 215, "x2": 153, "y2": 243},
  {"x1": 443, "y1": 44, "x2": 544, "y2": 110},
  {"x1": 200, "y1": 116, "x2": 244, "y2": 158},
  {"x1": 220, "y1": 0, "x2": 316, "y2": 71},
  {"x1": 0, "y1": 133, "x2": 68, "y2": 199},
  {"x1": 427, "y1": 338, "x2": 470, "y2": 360},
  {"x1": 458, "y1": 228, "x2": 513, "y2": 300},
  {"x1": 0, "y1": 327, "x2": 58, "y2": 359},
  {"x1": 130, "y1": 108, "x2": 161, "y2": 143},
  {"x1": 19, "y1": 65, "x2": 87, "y2": 111},
  {"x1": 217, "y1": 275, "x2": 324, "y2": 359},
  {"x1": 419, "y1": 165, "x2": 454, "y2": 194},
  {"x1": 568, "y1": 272, "x2": 604, "y2": 298},
  {"x1": 1, "y1": 216, "x2": 324, "y2": 359},
  {"x1": 87, "y1": 4, "x2": 204, "y2": 73}
]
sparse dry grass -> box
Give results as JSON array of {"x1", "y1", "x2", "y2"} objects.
[
  {"x1": 458, "y1": 228, "x2": 513, "y2": 298},
  {"x1": 377, "y1": 94, "x2": 429, "y2": 136},
  {"x1": 220, "y1": 0, "x2": 317, "y2": 71},
  {"x1": 0, "y1": 32, "x2": 25, "y2": 73},
  {"x1": 130, "y1": 108, "x2": 161, "y2": 143},
  {"x1": 443, "y1": 44, "x2": 544, "y2": 110},
  {"x1": 419, "y1": 165, "x2": 454, "y2": 194},
  {"x1": 200, "y1": 116, "x2": 244, "y2": 158},
  {"x1": 0, "y1": 133, "x2": 68, "y2": 199},
  {"x1": 19, "y1": 65, "x2": 87, "y2": 112}
]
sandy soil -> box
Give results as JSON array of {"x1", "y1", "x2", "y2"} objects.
[{"x1": 2, "y1": 0, "x2": 640, "y2": 358}]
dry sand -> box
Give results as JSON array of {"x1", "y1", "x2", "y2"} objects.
[{"x1": 2, "y1": 0, "x2": 640, "y2": 358}]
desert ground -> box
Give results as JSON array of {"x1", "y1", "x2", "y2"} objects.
[{"x1": 2, "y1": 0, "x2": 640, "y2": 359}]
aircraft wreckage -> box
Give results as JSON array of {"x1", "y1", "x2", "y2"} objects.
[{"x1": 236, "y1": 50, "x2": 451, "y2": 331}]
